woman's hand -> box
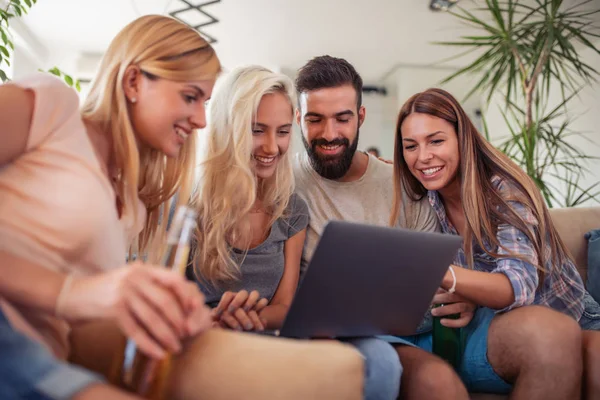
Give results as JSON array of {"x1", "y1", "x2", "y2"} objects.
[
  {"x1": 431, "y1": 288, "x2": 477, "y2": 328},
  {"x1": 59, "y1": 262, "x2": 211, "y2": 359},
  {"x1": 212, "y1": 290, "x2": 268, "y2": 331}
]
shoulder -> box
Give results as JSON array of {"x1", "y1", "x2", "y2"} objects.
[
  {"x1": 13, "y1": 73, "x2": 79, "y2": 110},
  {"x1": 282, "y1": 192, "x2": 309, "y2": 237},
  {"x1": 286, "y1": 192, "x2": 309, "y2": 217},
  {"x1": 366, "y1": 154, "x2": 394, "y2": 180},
  {"x1": 490, "y1": 175, "x2": 538, "y2": 225}
]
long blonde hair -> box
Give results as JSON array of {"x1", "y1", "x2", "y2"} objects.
[
  {"x1": 391, "y1": 88, "x2": 572, "y2": 280},
  {"x1": 81, "y1": 15, "x2": 220, "y2": 259},
  {"x1": 192, "y1": 66, "x2": 296, "y2": 284}
]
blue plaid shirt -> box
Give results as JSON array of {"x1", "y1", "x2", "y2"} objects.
[{"x1": 428, "y1": 177, "x2": 585, "y2": 320}]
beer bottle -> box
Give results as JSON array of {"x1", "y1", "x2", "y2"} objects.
[
  {"x1": 119, "y1": 205, "x2": 197, "y2": 398},
  {"x1": 432, "y1": 304, "x2": 464, "y2": 370}
]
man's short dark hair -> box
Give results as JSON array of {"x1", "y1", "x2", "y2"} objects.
[{"x1": 295, "y1": 55, "x2": 363, "y2": 108}]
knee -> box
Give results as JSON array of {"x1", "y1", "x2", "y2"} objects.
[
  {"x1": 360, "y1": 338, "x2": 402, "y2": 379},
  {"x1": 496, "y1": 306, "x2": 582, "y2": 365},
  {"x1": 350, "y1": 338, "x2": 401, "y2": 400},
  {"x1": 410, "y1": 357, "x2": 463, "y2": 395},
  {"x1": 583, "y1": 332, "x2": 600, "y2": 387}
]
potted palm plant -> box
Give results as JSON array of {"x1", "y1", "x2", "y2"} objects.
[{"x1": 438, "y1": 0, "x2": 600, "y2": 207}]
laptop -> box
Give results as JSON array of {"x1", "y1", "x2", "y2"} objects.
[{"x1": 278, "y1": 220, "x2": 462, "y2": 339}]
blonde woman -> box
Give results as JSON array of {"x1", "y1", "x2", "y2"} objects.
[
  {"x1": 0, "y1": 15, "x2": 219, "y2": 398},
  {"x1": 188, "y1": 65, "x2": 401, "y2": 400},
  {"x1": 190, "y1": 65, "x2": 307, "y2": 332}
]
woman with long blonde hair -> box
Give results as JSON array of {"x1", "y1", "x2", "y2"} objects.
[
  {"x1": 390, "y1": 88, "x2": 600, "y2": 398},
  {"x1": 0, "y1": 14, "x2": 219, "y2": 398},
  {"x1": 189, "y1": 65, "x2": 308, "y2": 331}
]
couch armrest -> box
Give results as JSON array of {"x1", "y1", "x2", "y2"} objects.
[
  {"x1": 170, "y1": 330, "x2": 364, "y2": 400},
  {"x1": 69, "y1": 322, "x2": 364, "y2": 400}
]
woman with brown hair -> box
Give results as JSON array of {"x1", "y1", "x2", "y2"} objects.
[{"x1": 390, "y1": 88, "x2": 600, "y2": 398}]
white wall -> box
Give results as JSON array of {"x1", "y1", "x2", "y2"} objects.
[{"x1": 359, "y1": 65, "x2": 484, "y2": 160}]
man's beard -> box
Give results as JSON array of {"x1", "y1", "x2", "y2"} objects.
[{"x1": 301, "y1": 129, "x2": 360, "y2": 180}]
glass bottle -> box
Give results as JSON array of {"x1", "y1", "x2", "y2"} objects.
[
  {"x1": 432, "y1": 303, "x2": 464, "y2": 370},
  {"x1": 117, "y1": 206, "x2": 197, "y2": 399}
]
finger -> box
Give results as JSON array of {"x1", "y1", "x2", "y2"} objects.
[
  {"x1": 248, "y1": 310, "x2": 264, "y2": 331},
  {"x1": 131, "y1": 275, "x2": 186, "y2": 337},
  {"x1": 220, "y1": 311, "x2": 242, "y2": 331},
  {"x1": 431, "y1": 302, "x2": 466, "y2": 317},
  {"x1": 441, "y1": 312, "x2": 474, "y2": 329},
  {"x1": 254, "y1": 298, "x2": 269, "y2": 312},
  {"x1": 145, "y1": 268, "x2": 202, "y2": 316},
  {"x1": 125, "y1": 288, "x2": 182, "y2": 353},
  {"x1": 185, "y1": 304, "x2": 213, "y2": 336},
  {"x1": 432, "y1": 291, "x2": 466, "y2": 305},
  {"x1": 214, "y1": 292, "x2": 236, "y2": 317},
  {"x1": 234, "y1": 308, "x2": 254, "y2": 331},
  {"x1": 243, "y1": 291, "x2": 260, "y2": 311},
  {"x1": 183, "y1": 281, "x2": 204, "y2": 314},
  {"x1": 228, "y1": 290, "x2": 250, "y2": 313},
  {"x1": 118, "y1": 305, "x2": 165, "y2": 359}
]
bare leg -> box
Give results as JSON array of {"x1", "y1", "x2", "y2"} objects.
[
  {"x1": 394, "y1": 344, "x2": 469, "y2": 400},
  {"x1": 582, "y1": 330, "x2": 600, "y2": 400},
  {"x1": 487, "y1": 306, "x2": 582, "y2": 400}
]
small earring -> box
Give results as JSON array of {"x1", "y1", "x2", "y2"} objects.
[{"x1": 130, "y1": 97, "x2": 137, "y2": 103}]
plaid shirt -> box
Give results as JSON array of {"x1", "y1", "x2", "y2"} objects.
[{"x1": 428, "y1": 177, "x2": 585, "y2": 320}]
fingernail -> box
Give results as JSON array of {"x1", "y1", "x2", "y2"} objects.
[
  {"x1": 228, "y1": 306, "x2": 236, "y2": 313},
  {"x1": 431, "y1": 309, "x2": 438, "y2": 316},
  {"x1": 236, "y1": 325, "x2": 242, "y2": 331},
  {"x1": 245, "y1": 323, "x2": 253, "y2": 330}
]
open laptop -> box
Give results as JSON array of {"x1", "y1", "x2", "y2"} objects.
[{"x1": 278, "y1": 220, "x2": 463, "y2": 339}]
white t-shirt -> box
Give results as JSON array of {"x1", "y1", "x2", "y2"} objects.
[{"x1": 293, "y1": 151, "x2": 439, "y2": 273}]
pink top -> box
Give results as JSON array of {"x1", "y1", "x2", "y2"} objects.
[{"x1": 0, "y1": 74, "x2": 145, "y2": 358}]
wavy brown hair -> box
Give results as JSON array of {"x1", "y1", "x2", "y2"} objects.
[{"x1": 390, "y1": 88, "x2": 572, "y2": 279}]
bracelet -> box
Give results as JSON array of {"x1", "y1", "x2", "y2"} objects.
[
  {"x1": 55, "y1": 275, "x2": 74, "y2": 318},
  {"x1": 448, "y1": 265, "x2": 457, "y2": 294}
]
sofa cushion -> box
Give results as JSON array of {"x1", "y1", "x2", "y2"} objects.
[
  {"x1": 585, "y1": 228, "x2": 600, "y2": 303},
  {"x1": 549, "y1": 207, "x2": 600, "y2": 283}
]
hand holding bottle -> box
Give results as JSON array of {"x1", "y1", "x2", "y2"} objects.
[
  {"x1": 431, "y1": 288, "x2": 476, "y2": 328},
  {"x1": 56, "y1": 262, "x2": 212, "y2": 359}
]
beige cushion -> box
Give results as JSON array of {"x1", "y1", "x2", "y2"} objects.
[
  {"x1": 69, "y1": 321, "x2": 364, "y2": 400},
  {"x1": 549, "y1": 207, "x2": 600, "y2": 283}
]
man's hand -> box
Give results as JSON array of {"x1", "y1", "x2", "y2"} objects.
[{"x1": 431, "y1": 288, "x2": 476, "y2": 328}]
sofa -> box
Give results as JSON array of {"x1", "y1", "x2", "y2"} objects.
[
  {"x1": 471, "y1": 206, "x2": 600, "y2": 400},
  {"x1": 69, "y1": 322, "x2": 365, "y2": 400},
  {"x1": 69, "y1": 206, "x2": 600, "y2": 400}
]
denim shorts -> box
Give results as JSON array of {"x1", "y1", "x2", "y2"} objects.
[
  {"x1": 580, "y1": 291, "x2": 600, "y2": 331},
  {"x1": 380, "y1": 307, "x2": 512, "y2": 394},
  {"x1": 0, "y1": 309, "x2": 103, "y2": 399}
]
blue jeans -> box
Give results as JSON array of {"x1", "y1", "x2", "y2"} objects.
[
  {"x1": 0, "y1": 309, "x2": 102, "y2": 399},
  {"x1": 580, "y1": 291, "x2": 600, "y2": 330},
  {"x1": 380, "y1": 307, "x2": 511, "y2": 394},
  {"x1": 341, "y1": 337, "x2": 402, "y2": 400}
]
